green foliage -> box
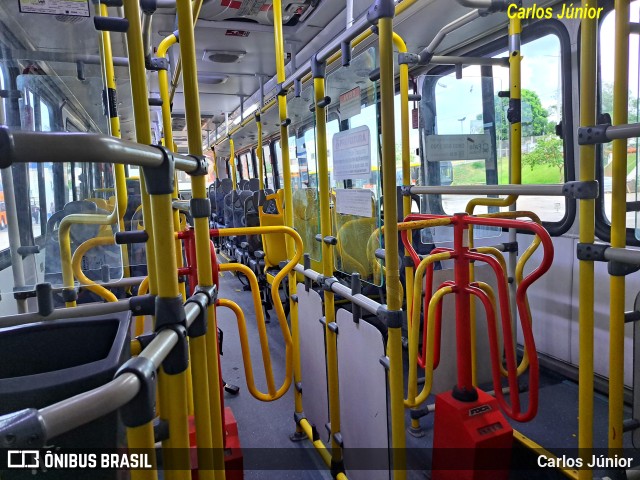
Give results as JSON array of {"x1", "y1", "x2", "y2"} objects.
[
  {"x1": 522, "y1": 135, "x2": 564, "y2": 173},
  {"x1": 495, "y1": 89, "x2": 555, "y2": 140},
  {"x1": 601, "y1": 83, "x2": 640, "y2": 121}
]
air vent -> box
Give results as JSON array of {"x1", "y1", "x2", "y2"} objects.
[
  {"x1": 203, "y1": 50, "x2": 246, "y2": 64},
  {"x1": 198, "y1": 74, "x2": 229, "y2": 85}
]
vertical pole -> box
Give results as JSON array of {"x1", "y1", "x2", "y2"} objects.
[
  {"x1": 378, "y1": 4, "x2": 407, "y2": 477},
  {"x1": 609, "y1": 0, "x2": 629, "y2": 453},
  {"x1": 578, "y1": 2, "x2": 597, "y2": 477},
  {"x1": 230, "y1": 137, "x2": 237, "y2": 190},
  {"x1": 123, "y1": 0, "x2": 158, "y2": 297},
  {"x1": 257, "y1": 117, "x2": 264, "y2": 190},
  {"x1": 313, "y1": 64, "x2": 343, "y2": 471},
  {"x1": 175, "y1": 0, "x2": 225, "y2": 478},
  {"x1": 273, "y1": 0, "x2": 303, "y2": 430}
]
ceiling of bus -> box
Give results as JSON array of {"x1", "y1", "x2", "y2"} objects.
[{"x1": 0, "y1": 0, "x2": 558, "y2": 153}]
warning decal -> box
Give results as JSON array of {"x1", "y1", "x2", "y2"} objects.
[{"x1": 19, "y1": 0, "x2": 89, "y2": 17}]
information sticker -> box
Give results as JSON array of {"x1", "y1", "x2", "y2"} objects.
[
  {"x1": 339, "y1": 87, "x2": 361, "y2": 120},
  {"x1": 332, "y1": 125, "x2": 371, "y2": 181},
  {"x1": 335, "y1": 189, "x2": 373, "y2": 218},
  {"x1": 425, "y1": 133, "x2": 492, "y2": 162},
  {"x1": 19, "y1": 0, "x2": 90, "y2": 17}
]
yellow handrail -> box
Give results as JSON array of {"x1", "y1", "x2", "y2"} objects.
[{"x1": 71, "y1": 236, "x2": 118, "y2": 303}]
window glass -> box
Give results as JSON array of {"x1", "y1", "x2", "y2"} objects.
[
  {"x1": 274, "y1": 140, "x2": 284, "y2": 188},
  {"x1": 0, "y1": 68, "x2": 5, "y2": 250},
  {"x1": 421, "y1": 32, "x2": 565, "y2": 229},
  {"x1": 598, "y1": 3, "x2": 640, "y2": 233},
  {"x1": 263, "y1": 145, "x2": 275, "y2": 190},
  {"x1": 240, "y1": 153, "x2": 251, "y2": 180}
]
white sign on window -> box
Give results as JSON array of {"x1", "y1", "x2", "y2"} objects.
[
  {"x1": 333, "y1": 125, "x2": 371, "y2": 181},
  {"x1": 335, "y1": 189, "x2": 373, "y2": 218},
  {"x1": 339, "y1": 87, "x2": 361, "y2": 120},
  {"x1": 19, "y1": 0, "x2": 90, "y2": 16},
  {"x1": 425, "y1": 133, "x2": 492, "y2": 162}
]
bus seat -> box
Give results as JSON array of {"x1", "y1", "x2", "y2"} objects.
[
  {"x1": 258, "y1": 190, "x2": 287, "y2": 272},
  {"x1": 248, "y1": 178, "x2": 260, "y2": 191}
]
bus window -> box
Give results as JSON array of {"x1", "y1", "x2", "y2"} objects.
[
  {"x1": 422, "y1": 31, "x2": 567, "y2": 225},
  {"x1": 274, "y1": 140, "x2": 284, "y2": 188},
  {"x1": 240, "y1": 153, "x2": 251, "y2": 180},
  {"x1": 597, "y1": 2, "x2": 640, "y2": 238},
  {"x1": 263, "y1": 145, "x2": 275, "y2": 190}
]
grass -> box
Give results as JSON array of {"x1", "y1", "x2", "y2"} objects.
[
  {"x1": 602, "y1": 153, "x2": 637, "y2": 177},
  {"x1": 451, "y1": 157, "x2": 563, "y2": 186}
]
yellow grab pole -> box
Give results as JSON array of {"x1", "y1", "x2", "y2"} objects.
[
  {"x1": 313, "y1": 65, "x2": 342, "y2": 466},
  {"x1": 123, "y1": 0, "x2": 157, "y2": 298},
  {"x1": 169, "y1": 0, "x2": 204, "y2": 103},
  {"x1": 121, "y1": 2, "x2": 160, "y2": 477},
  {"x1": 175, "y1": 0, "x2": 224, "y2": 476},
  {"x1": 71, "y1": 237, "x2": 118, "y2": 302},
  {"x1": 273, "y1": 0, "x2": 304, "y2": 432},
  {"x1": 229, "y1": 138, "x2": 237, "y2": 190},
  {"x1": 126, "y1": 423, "x2": 158, "y2": 480},
  {"x1": 609, "y1": 0, "x2": 629, "y2": 453},
  {"x1": 578, "y1": 2, "x2": 598, "y2": 474},
  {"x1": 378, "y1": 6, "x2": 407, "y2": 477},
  {"x1": 257, "y1": 116, "x2": 264, "y2": 189}
]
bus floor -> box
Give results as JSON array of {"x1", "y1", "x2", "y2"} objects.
[{"x1": 216, "y1": 268, "x2": 640, "y2": 479}]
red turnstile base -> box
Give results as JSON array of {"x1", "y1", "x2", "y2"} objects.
[
  {"x1": 432, "y1": 389, "x2": 513, "y2": 480},
  {"x1": 189, "y1": 407, "x2": 243, "y2": 479}
]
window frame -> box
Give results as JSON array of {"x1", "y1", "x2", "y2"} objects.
[
  {"x1": 594, "y1": 0, "x2": 640, "y2": 246},
  {"x1": 420, "y1": 19, "x2": 575, "y2": 236}
]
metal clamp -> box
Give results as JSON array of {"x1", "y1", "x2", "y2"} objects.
[
  {"x1": 185, "y1": 290, "x2": 209, "y2": 338},
  {"x1": 577, "y1": 124, "x2": 610, "y2": 145},
  {"x1": 377, "y1": 305, "x2": 403, "y2": 328},
  {"x1": 143, "y1": 146, "x2": 175, "y2": 195},
  {"x1": 323, "y1": 236, "x2": 337, "y2": 245},
  {"x1": 146, "y1": 57, "x2": 168, "y2": 71},
  {"x1": 281, "y1": 118, "x2": 291, "y2": 127},
  {"x1": 114, "y1": 356, "x2": 157, "y2": 427},
  {"x1": 310, "y1": 54, "x2": 326, "y2": 79},
  {"x1": 0, "y1": 408, "x2": 46, "y2": 449},
  {"x1": 398, "y1": 52, "x2": 419, "y2": 66},
  {"x1": 62, "y1": 288, "x2": 78, "y2": 304},
  {"x1": 507, "y1": 99, "x2": 521, "y2": 124},
  {"x1": 501, "y1": 241, "x2": 519, "y2": 254},
  {"x1": 400, "y1": 185, "x2": 412, "y2": 196},
  {"x1": 129, "y1": 294, "x2": 156, "y2": 316},
  {"x1": 93, "y1": 16, "x2": 129, "y2": 33},
  {"x1": 36, "y1": 283, "x2": 53, "y2": 317},
  {"x1": 322, "y1": 276, "x2": 338, "y2": 293},
  {"x1": 155, "y1": 296, "x2": 188, "y2": 374},
  {"x1": 562, "y1": 180, "x2": 599, "y2": 200},
  {"x1": 367, "y1": 0, "x2": 395, "y2": 24},
  {"x1": 276, "y1": 83, "x2": 288, "y2": 97},
  {"x1": 148, "y1": 97, "x2": 163, "y2": 107},
  {"x1": 316, "y1": 96, "x2": 332, "y2": 109},
  {"x1": 341, "y1": 41, "x2": 352, "y2": 67},
  {"x1": 576, "y1": 242, "x2": 608, "y2": 262},
  {"x1": 186, "y1": 154, "x2": 208, "y2": 176},
  {"x1": 609, "y1": 261, "x2": 640, "y2": 277},
  {"x1": 304, "y1": 253, "x2": 312, "y2": 292},
  {"x1": 190, "y1": 198, "x2": 212, "y2": 218}
]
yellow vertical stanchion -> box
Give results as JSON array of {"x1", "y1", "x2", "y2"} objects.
[
  {"x1": 257, "y1": 117, "x2": 264, "y2": 190},
  {"x1": 175, "y1": 0, "x2": 225, "y2": 478},
  {"x1": 229, "y1": 138, "x2": 237, "y2": 190},
  {"x1": 156, "y1": 33, "x2": 194, "y2": 416},
  {"x1": 609, "y1": 0, "x2": 630, "y2": 453},
  {"x1": 312, "y1": 60, "x2": 343, "y2": 472},
  {"x1": 121, "y1": 2, "x2": 160, "y2": 479},
  {"x1": 98, "y1": 3, "x2": 130, "y2": 281},
  {"x1": 578, "y1": 3, "x2": 597, "y2": 478},
  {"x1": 272, "y1": 0, "x2": 304, "y2": 434},
  {"x1": 123, "y1": 0, "x2": 158, "y2": 298},
  {"x1": 377, "y1": 3, "x2": 406, "y2": 477}
]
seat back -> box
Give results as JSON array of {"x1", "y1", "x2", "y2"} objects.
[
  {"x1": 258, "y1": 190, "x2": 287, "y2": 270},
  {"x1": 248, "y1": 178, "x2": 260, "y2": 191}
]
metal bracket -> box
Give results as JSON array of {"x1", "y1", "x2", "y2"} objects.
[
  {"x1": 294, "y1": 79, "x2": 302, "y2": 98},
  {"x1": 562, "y1": 180, "x2": 599, "y2": 200},
  {"x1": 62, "y1": 288, "x2": 78, "y2": 304},
  {"x1": 507, "y1": 98, "x2": 521, "y2": 124},
  {"x1": 576, "y1": 242, "x2": 609, "y2": 262},
  {"x1": 0, "y1": 408, "x2": 46, "y2": 449},
  {"x1": 316, "y1": 96, "x2": 332, "y2": 109},
  {"x1": 129, "y1": 294, "x2": 156, "y2": 316},
  {"x1": 155, "y1": 296, "x2": 188, "y2": 374},
  {"x1": 400, "y1": 185, "x2": 412, "y2": 196},
  {"x1": 408, "y1": 93, "x2": 422, "y2": 102},
  {"x1": 148, "y1": 97, "x2": 163, "y2": 107},
  {"x1": 375, "y1": 249, "x2": 385, "y2": 261},
  {"x1": 281, "y1": 118, "x2": 291, "y2": 127},
  {"x1": 367, "y1": 0, "x2": 395, "y2": 24},
  {"x1": 377, "y1": 305, "x2": 403, "y2": 328},
  {"x1": 276, "y1": 83, "x2": 288, "y2": 97},
  {"x1": 0, "y1": 89, "x2": 22, "y2": 99},
  {"x1": 327, "y1": 322, "x2": 339, "y2": 333},
  {"x1": 190, "y1": 198, "x2": 212, "y2": 218},
  {"x1": 577, "y1": 124, "x2": 610, "y2": 145},
  {"x1": 114, "y1": 356, "x2": 157, "y2": 427},
  {"x1": 186, "y1": 287, "x2": 212, "y2": 338},
  {"x1": 341, "y1": 41, "x2": 352, "y2": 67},
  {"x1": 310, "y1": 54, "x2": 326, "y2": 78},
  {"x1": 398, "y1": 52, "x2": 419, "y2": 66},
  {"x1": 369, "y1": 67, "x2": 381, "y2": 82},
  {"x1": 93, "y1": 16, "x2": 129, "y2": 33},
  {"x1": 35, "y1": 283, "x2": 53, "y2": 317},
  {"x1": 186, "y1": 154, "x2": 208, "y2": 176},
  {"x1": 609, "y1": 260, "x2": 640, "y2": 277},
  {"x1": 143, "y1": 146, "x2": 175, "y2": 195},
  {"x1": 323, "y1": 236, "x2": 337, "y2": 246},
  {"x1": 379, "y1": 356, "x2": 390, "y2": 370},
  {"x1": 322, "y1": 277, "x2": 338, "y2": 293},
  {"x1": 501, "y1": 241, "x2": 519, "y2": 254},
  {"x1": 304, "y1": 253, "x2": 312, "y2": 292}
]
